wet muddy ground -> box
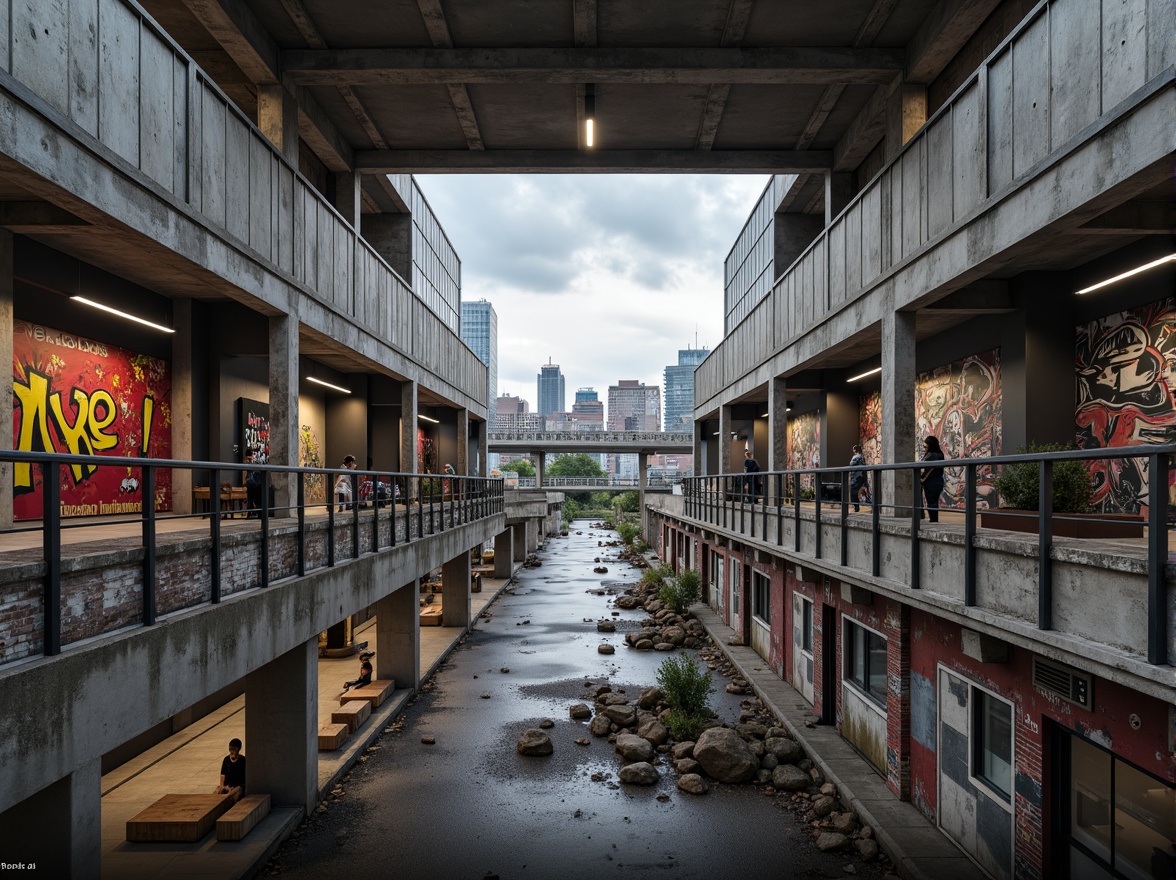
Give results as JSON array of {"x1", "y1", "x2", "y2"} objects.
[{"x1": 263, "y1": 522, "x2": 893, "y2": 880}]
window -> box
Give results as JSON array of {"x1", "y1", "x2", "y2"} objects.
[
  {"x1": 844, "y1": 619, "x2": 887, "y2": 706},
  {"x1": 972, "y1": 688, "x2": 1013, "y2": 802},
  {"x1": 730, "y1": 559, "x2": 741, "y2": 615},
  {"x1": 712, "y1": 553, "x2": 724, "y2": 608},
  {"x1": 752, "y1": 570, "x2": 771, "y2": 624},
  {"x1": 800, "y1": 597, "x2": 813, "y2": 654}
]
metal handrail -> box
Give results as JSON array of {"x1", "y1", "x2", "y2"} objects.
[{"x1": 681, "y1": 444, "x2": 1172, "y2": 666}]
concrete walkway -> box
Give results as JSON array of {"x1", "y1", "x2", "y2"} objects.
[
  {"x1": 98, "y1": 567, "x2": 519, "y2": 880},
  {"x1": 691, "y1": 602, "x2": 988, "y2": 880}
]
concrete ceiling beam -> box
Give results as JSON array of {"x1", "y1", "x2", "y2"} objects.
[
  {"x1": 281, "y1": 47, "x2": 907, "y2": 86},
  {"x1": 1074, "y1": 201, "x2": 1176, "y2": 235},
  {"x1": 0, "y1": 202, "x2": 90, "y2": 233},
  {"x1": 353, "y1": 149, "x2": 833, "y2": 174},
  {"x1": 905, "y1": 0, "x2": 1001, "y2": 84}
]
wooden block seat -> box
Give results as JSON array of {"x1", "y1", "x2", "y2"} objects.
[
  {"x1": 216, "y1": 794, "x2": 271, "y2": 841},
  {"x1": 126, "y1": 793, "x2": 234, "y2": 842},
  {"x1": 331, "y1": 699, "x2": 371, "y2": 732},
  {"x1": 339, "y1": 679, "x2": 394, "y2": 707},
  {"x1": 420, "y1": 604, "x2": 443, "y2": 626},
  {"x1": 318, "y1": 723, "x2": 349, "y2": 751}
]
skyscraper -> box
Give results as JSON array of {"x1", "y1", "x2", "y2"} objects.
[
  {"x1": 663, "y1": 347, "x2": 710, "y2": 433},
  {"x1": 607, "y1": 380, "x2": 661, "y2": 477},
  {"x1": 572, "y1": 387, "x2": 605, "y2": 430},
  {"x1": 537, "y1": 359, "x2": 565, "y2": 420},
  {"x1": 460, "y1": 299, "x2": 498, "y2": 428}
]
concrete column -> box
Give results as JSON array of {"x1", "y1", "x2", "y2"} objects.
[
  {"x1": 0, "y1": 230, "x2": 12, "y2": 530},
  {"x1": 768, "y1": 376, "x2": 788, "y2": 474},
  {"x1": 825, "y1": 173, "x2": 855, "y2": 225},
  {"x1": 886, "y1": 84, "x2": 927, "y2": 159},
  {"x1": 692, "y1": 420, "x2": 704, "y2": 472},
  {"x1": 269, "y1": 312, "x2": 299, "y2": 517},
  {"x1": 638, "y1": 451, "x2": 648, "y2": 517},
  {"x1": 718, "y1": 405, "x2": 733, "y2": 474},
  {"x1": 401, "y1": 380, "x2": 418, "y2": 502},
  {"x1": 456, "y1": 409, "x2": 469, "y2": 474},
  {"x1": 375, "y1": 580, "x2": 420, "y2": 691},
  {"x1": 332, "y1": 172, "x2": 362, "y2": 232},
  {"x1": 361, "y1": 213, "x2": 413, "y2": 281},
  {"x1": 245, "y1": 638, "x2": 318, "y2": 811},
  {"x1": 258, "y1": 84, "x2": 299, "y2": 164},
  {"x1": 441, "y1": 550, "x2": 471, "y2": 628},
  {"x1": 534, "y1": 451, "x2": 545, "y2": 488},
  {"x1": 171, "y1": 298, "x2": 194, "y2": 514},
  {"x1": 476, "y1": 421, "x2": 488, "y2": 476},
  {"x1": 0, "y1": 757, "x2": 101, "y2": 878},
  {"x1": 881, "y1": 309, "x2": 917, "y2": 514},
  {"x1": 774, "y1": 213, "x2": 824, "y2": 277},
  {"x1": 494, "y1": 529, "x2": 513, "y2": 578},
  {"x1": 512, "y1": 522, "x2": 527, "y2": 560}
]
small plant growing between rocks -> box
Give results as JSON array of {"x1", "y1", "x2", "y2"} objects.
[
  {"x1": 657, "y1": 654, "x2": 712, "y2": 739},
  {"x1": 641, "y1": 562, "x2": 672, "y2": 589},
  {"x1": 616, "y1": 519, "x2": 641, "y2": 547},
  {"x1": 657, "y1": 568, "x2": 702, "y2": 616}
]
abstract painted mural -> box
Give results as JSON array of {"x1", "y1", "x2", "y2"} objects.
[
  {"x1": 299, "y1": 423, "x2": 326, "y2": 504},
  {"x1": 786, "y1": 411, "x2": 821, "y2": 491},
  {"x1": 1076, "y1": 298, "x2": 1176, "y2": 514},
  {"x1": 12, "y1": 320, "x2": 172, "y2": 520},
  {"x1": 858, "y1": 390, "x2": 883, "y2": 472}
]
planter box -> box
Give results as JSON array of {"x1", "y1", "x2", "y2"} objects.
[{"x1": 979, "y1": 509, "x2": 1145, "y2": 539}]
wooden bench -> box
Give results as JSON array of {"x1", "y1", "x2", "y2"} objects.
[
  {"x1": 339, "y1": 679, "x2": 394, "y2": 707},
  {"x1": 318, "y1": 723, "x2": 349, "y2": 750},
  {"x1": 331, "y1": 699, "x2": 371, "y2": 732},
  {"x1": 216, "y1": 793, "x2": 271, "y2": 841},
  {"x1": 126, "y1": 793, "x2": 234, "y2": 842},
  {"x1": 420, "y1": 604, "x2": 443, "y2": 626}
]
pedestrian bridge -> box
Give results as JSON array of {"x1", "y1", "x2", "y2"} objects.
[
  {"x1": 514, "y1": 476, "x2": 682, "y2": 492},
  {"x1": 487, "y1": 431, "x2": 693, "y2": 454}
]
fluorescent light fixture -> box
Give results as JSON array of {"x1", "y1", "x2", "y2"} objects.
[
  {"x1": 71, "y1": 296, "x2": 174, "y2": 333},
  {"x1": 761, "y1": 412, "x2": 769, "y2": 418},
  {"x1": 584, "y1": 85, "x2": 596, "y2": 148},
  {"x1": 307, "y1": 376, "x2": 351, "y2": 394},
  {"x1": 418, "y1": 414, "x2": 440, "y2": 424},
  {"x1": 1075, "y1": 254, "x2": 1176, "y2": 295},
  {"x1": 847, "y1": 366, "x2": 882, "y2": 382},
  {"x1": 713, "y1": 431, "x2": 720, "y2": 436}
]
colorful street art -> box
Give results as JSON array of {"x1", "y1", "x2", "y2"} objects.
[
  {"x1": 238, "y1": 398, "x2": 270, "y2": 465},
  {"x1": 12, "y1": 320, "x2": 172, "y2": 520},
  {"x1": 1076, "y1": 298, "x2": 1176, "y2": 514},
  {"x1": 299, "y1": 423, "x2": 325, "y2": 504},
  {"x1": 858, "y1": 391, "x2": 883, "y2": 472},
  {"x1": 786, "y1": 411, "x2": 821, "y2": 490}
]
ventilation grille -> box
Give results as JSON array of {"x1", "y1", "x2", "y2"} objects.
[{"x1": 1032, "y1": 658, "x2": 1092, "y2": 708}]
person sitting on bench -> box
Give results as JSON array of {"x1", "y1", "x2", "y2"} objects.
[
  {"x1": 342, "y1": 659, "x2": 373, "y2": 693},
  {"x1": 215, "y1": 738, "x2": 246, "y2": 798}
]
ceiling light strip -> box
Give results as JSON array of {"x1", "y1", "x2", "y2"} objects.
[{"x1": 71, "y1": 296, "x2": 174, "y2": 334}]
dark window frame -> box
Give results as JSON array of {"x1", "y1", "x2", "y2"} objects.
[{"x1": 844, "y1": 618, "x2": 887, "y2": 707}]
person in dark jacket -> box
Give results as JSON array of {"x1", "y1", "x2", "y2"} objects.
[
  {"x1": 849, "y1": 444, "x2": 868, "y2": 512},
  {"x1": 742, "y1": 450, "x2": 762, "y2": 501},
  {"x1": 920, "y1": 436, "x2": 946, "y2": 522}
]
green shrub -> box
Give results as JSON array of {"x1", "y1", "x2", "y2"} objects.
[
  {"x1": 993, "y1": 443, "x2": 1093, "y2": 513},
  {"x1": 664, "y1": 709, "x2": 710, "y2": 741},
  {"x1": 658, "y1": 569, "x2": 702, "y2": 615},
  {"x1": 641, "y1": 563, "x2": 672, "y2": 588},
  {"x1": 656, "y1": 654, "x2": 712, "y2": 717},
  {"x1": 616, "y1": 520, "x2": 641, "y2": 546}
]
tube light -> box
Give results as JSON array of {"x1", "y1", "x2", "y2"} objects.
[
  {"x1": 761, "y1": 412, "x2": 769, "y2": 418},
  {"x1": 584, "y1": 85, "x2": 596, "y2": 148},
  {"x1": 847, "y1": 366, "x2": 882, "y2": 382},
  {"x1": 71, "y1": 296, "x2": 174, "y2": 333},
  {"x1": 307, "y1": 376, "x2": 351, "y2": 394},
  {"x1": 1075, "y1": 254, "x2": 1176, "y2": 295},
  {"x1": 418, "y1": 414, "x2": 440, "y2": 424}
]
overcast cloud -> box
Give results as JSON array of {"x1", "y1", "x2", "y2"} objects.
[{"x1": 414, "y1": 174, "x2": 768, "y2": 417}]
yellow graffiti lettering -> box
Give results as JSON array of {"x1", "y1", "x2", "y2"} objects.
[
  {"x1": 49, "y1": 388, "x2": 97, "y2": 483},
  {"x1": 88, "y1": 389, "x2": 118, "y2": 452},
  {"x1": 140, "y1": 396, "x2": 154, "y2": 455},
  {"x1": 12, "y1": 371, "x2": 56, "y2": 490}
]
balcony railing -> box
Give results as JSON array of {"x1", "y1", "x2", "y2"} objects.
[
  {"x1": 0, "y1": 450, "x2": 504, "y2": 663},
  {"x1": 682, "y1": 444, "x2": 1172, "y2": 666}
]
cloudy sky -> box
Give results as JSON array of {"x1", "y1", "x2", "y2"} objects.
[{"x1": 414, "y1": 174, "x2": 769, "y2": 414}]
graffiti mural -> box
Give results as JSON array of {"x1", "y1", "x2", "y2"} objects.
[
  {"x1": 786, "y1": 411, "x2": 821, "y2": 491},
  {"x1": 915, "y1": 349, "x2": 1002, "y2": 509},
  {"x1": 1076, "y1": 298, "x2": 1176, "y2": 514},
  {"x1": 299, "y1": 423, "x2": 325, "y2": 504},
  {"x1": 859, "y1": 390, "x2": 882, "y2": 470},
  {"x1": 12, "y1": 320, "x2": 172, "y2": 520},
  {"x1": 238, "y1": 398, "x2": 270, "y2": 465}
]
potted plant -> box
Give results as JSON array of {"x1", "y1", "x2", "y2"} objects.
[{"x1": 980, "y1": 443, "x2": 1144, "y2": 538}]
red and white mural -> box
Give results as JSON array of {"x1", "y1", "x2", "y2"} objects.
[
  {"x1": 12, "y1": 320, "x2": 171, "y2": 520},
  {"x1": 786, "y1": 411, "x2": 821, "y2": 490}
]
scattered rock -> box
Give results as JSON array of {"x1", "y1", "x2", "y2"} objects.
[
  {"x1": 517, "y1": 729, "x2": 553, "y2": 756},
  {"x1": 764, "y1": 736, "x2": 805, "y2": 764},
  {"x1": 603, "y1": 705, "x2": 637, "y2": 727},
  {"x1": 816, "y1": 832, "x2": 849, "y2": 852},
  {"x1": 539, "y1": 718, "x2": 555, "y2": 729},
  {"x1": 771, "y1": 764, "x2": 811, "y2": 790},
  {"x1": 598, "y1": 644, "x2": 615, "y2": 655},
  {"x1": 637, "y1": 687, "x2": 663, "y2": 709},
  {"x1": 831, "y1": 811, "x2": 859, "y2": 835},
  {"x1": 589, "y1": 714, "x2": 612, "y2": 736},
  {"x1": 569, "y1": 703, "x2": 592, "y2": 720},
  {"x1": 693, "y1": 727, "x2": 759, "y2": 784},
  {"x1": 677, "y1": 774, "x2": 709, "y2": 795},
  {"x1": 593, "y1": 566, "x2": 608, "y2": 574},
  {"x1": 670, "y1": 741, "x2": 695, "y2": 760},
  {"x1": 500, "y1": 667, "x2": 510, "y2": 673},
  {"x1": 618, "y1": 762, "x2": 660, "y2": 785},
  {"x1": 855, "y1": 839, "x2": 879, "y2": 861},
  {"x1": 637, "y1": 717, "x2": 669, "y2": 747},
  {"x1": 675, "y1": 758, "x2": 702, "y2": 775},
  {"x1": 480, "y1": 693, "x2": 492, "y2": 699},
  {"x1": 597, "y1": 620, "x2": 616, "y2": 632},
  {"x1": 575, "y1": 738, "x2": 590, "y2": 746},
  {"x1": 811, "y1": 795, "x2": 836, "y2": 817},
  {"x1": 420, "y1": 736, "x2": 436, "y2": 745},
  {"x1": 615, "y1": 733, "x2": 655, "y2": 763}
]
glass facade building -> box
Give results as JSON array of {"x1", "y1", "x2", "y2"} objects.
[
  {"x1": 411, "y1": 180, "x2": 461, "y2": 333},
  {"x1": 723, "y1": 175, "x2": 792, "y2": 334},
  {"x1": 663, "y1": 347, "x2": 710, "y2": 433},
  {"x1": 537, "y1": 361, "x2": 565, "y2": 420},
  {"x1": 460, "y1": 298, "x2": 498, "y2": 427}
]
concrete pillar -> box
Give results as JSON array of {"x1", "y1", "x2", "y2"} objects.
[
  {"x1": 258, "y1": 84, "x2": 299, "y2": 165},
  {"x1": 881, "y1": 309, "x2": 917, "y2": 514},
  {"x1": 718, "y1": 405, "x2": 733, "y2": 474},
  {"x1": 0, "y1": 230, "x2": 12, "y2": 530},
  {"x1": 525, "y1": 519, "x2": 538, "y2": 553},
  {"x1": 638, "y1": 451, "x2": 648, "y2": 518},
  {"x1": 456, "y1": 408, "x2": 469, "y2": 474},
  {"x1": 332, "y1": 172, "x2": 362, "y2": 232},
  {"x1": 886, "y1": 83, "x2": 927, "y2": 159},
  {"x1": 825, "y1": 173, "x2": 855, "y2": 225},
  {"x1": 768, "y1": 376, "x2": 788, "y2": 474},
  {"x1": 361, "y1": 213, "x2": 413, "y2": 281},
  {"x1": 774, "y1": 213, "x2": 824, "y2": 278},
  {"x1": 494, "y1": 529, "x2": 513, "y2": 578},
  {"x1": 0, "y1": 757, "x2": 101, "y2": 878},
  {"x1": 375, "y1": 580, "x2": 420, "y2": 690},
  {"x1": 692, "y1": 420, "x2": 704, "y2": 472},
  {"x1": 244, "y1": 638, "x2": 318, "y2": 811},
  {"x1": 534, "y1": 451, "x2": 545, "y2": 487},
  {"x1": 441, "y1": 550, "x2": 471, "y2": 628},
  {"x1": 171, "y1": 298, "x2": 194, "y2": 514},
  {"x1": 269, "y1": 312, "x2": 299, "y2": 517},
  {"x1": 401, "y1": 380, "x2": 418, "y2": 502},
  {"x1": 512, "y1": 522, "x2": 527, "y2": 560},
  {"x1": 476, "y1": 421, "x2": 488, "y2": 476}
]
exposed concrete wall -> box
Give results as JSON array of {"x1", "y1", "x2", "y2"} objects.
[
  {"x1": 375, "y1": 580, "x2": 420, "y2": 689},
  {"x1": 0, "y1": 756, "x2": 100, "y2": 879},
  {"x1": 245, "y1": 638, "x2": 318, "y2": 810},
  {"x1": 442, "y1": 551, "x2": 471, "y2": 628}
]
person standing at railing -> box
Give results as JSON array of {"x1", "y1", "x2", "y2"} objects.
[
  {"x1": 920, "y1": 436, "x2": 946, "y2": 522},
  {"x1": 849, "y1": 444, "x2": 869, "y2": 512},
  {"x1": 743, "y1": 450, "x2": 761, "y2": 501},
  {"x1": 335, "y1": 455, "x2": 357, "y2": 511}
]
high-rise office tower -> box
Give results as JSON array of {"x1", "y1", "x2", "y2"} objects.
[
  {"x1": 663, "y1": 347, "x2": 710, "y2": 433},
  {"x1": 572, "y1": 387, "x2": 605, "y2": 430},
  {"x1": 537, "y1": 359, "x2": 565, "y2": 420},
  {"x1": 460, "y1": 299, "x2": 498, "y2": 428},
  {"x1": 607, "y1": 380, "x2": 661, "y2": 477}
]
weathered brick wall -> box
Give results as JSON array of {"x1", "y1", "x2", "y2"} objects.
[{"x1": 884, "y1": 601, "x2": 910, "y2": 799}]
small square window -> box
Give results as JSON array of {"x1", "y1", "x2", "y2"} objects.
[
  {"x1": 845, "y1": 620, "x2": 886, "y2": 706},
  {"x1": 972, "y1": 689, "x2": 1013, "y2": 802}
]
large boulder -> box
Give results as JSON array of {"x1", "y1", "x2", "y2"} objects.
[
  {"x1": 604, "y1": 705, "x2": 638, "y2": 727},
  {"x1": 517, "y1": 729, "x2": 553, "y2": 756},
  {"x1": 661, "y1": 625, "x2": 687, "y2": 646},
  {"x1": 588, "y1": 714, "x2": 613, "y2": 736},
  {"x1": 764, "y1": 736, "x2": 805, "y2": 764},
  {"x1": 637, "y1": 687, "x2": 663, "y2": 709},
  {"x1": 619, "y1": 762, "x2": 660, "y2": 785},
  {"x1": 597, "y1": 692, "x2": 630, "y2": 706},
  {"x1": 569, "y1": 703, "x2": 592, "y2": 720},
  {"x1": 615, "y1": 733, "x2": 655, "y2": 763},
  {"x1": 637, "y1": 717, "x2": 669, "y2": 747},
  {"x1": 677, "y1": 774, "x2": 709, "y2": 795},
  {"x1": 693, "y1": 727, "x2": 759, "y2": 784},
  {"x1": 671, "y1": 741, "x2": 695, "y2": 760},
  {"x1": 771, "y1": 764, "x2": 810, "y2": 790}
]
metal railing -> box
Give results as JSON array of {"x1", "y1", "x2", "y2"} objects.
[
  {"x1": 3, "y1": 450, "x2": 504, "y2": 661},
  {"x1": 514, "y1": 476, "x2": 684, "y2": 489},
  {"x1": 682, "y1": 444, "x2": 1172, "y2": 666}
]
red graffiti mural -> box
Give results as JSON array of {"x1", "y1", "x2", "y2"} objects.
[{"x1": 12, "y1": 320, "x2": 172, "y2": 520}]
